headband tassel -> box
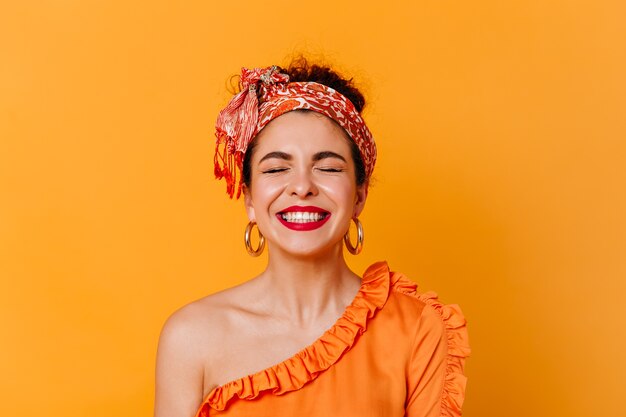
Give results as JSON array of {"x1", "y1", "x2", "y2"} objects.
[{"x1": 213, "y1": 67, "x2": 287, "y2": 198}]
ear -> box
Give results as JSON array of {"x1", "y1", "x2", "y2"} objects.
[
  {"x1": 353, "y1": 181, "x2": 369, "y2": 218},
  {"x1": 242, "y1": 184, "x2": 256, "y2": 222}
]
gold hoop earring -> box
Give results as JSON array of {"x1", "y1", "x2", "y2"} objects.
[
  {"x1": 344, "y1": 217, "x2": 364, "y2": 255},
  {"x1": 244, "y1": 221, "x2": 265, "y2": 257}
]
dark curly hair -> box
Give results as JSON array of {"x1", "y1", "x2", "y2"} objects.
[{"x1": 240, "y1": 57, "x2": 368, "y2": 188}]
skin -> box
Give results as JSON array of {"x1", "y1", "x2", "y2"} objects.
[{"x1": 154, "y1": 111, "x2": 369, "y2": 417}]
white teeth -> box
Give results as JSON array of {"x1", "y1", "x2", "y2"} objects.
[{"x1": 281, "y1": 212, "x2": 328, "y2": 223}]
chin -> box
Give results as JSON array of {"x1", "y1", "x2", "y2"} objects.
[{"x1": 271, "y1": 241, "x2": 343, "y2": 259}]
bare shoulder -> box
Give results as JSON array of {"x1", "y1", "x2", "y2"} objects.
[
  {"x1": 155, "y1": 280, "x2": 260, "y2": 416},
  {"x1": 161, "y1": 280, "x2": 258, "y2": 357}
]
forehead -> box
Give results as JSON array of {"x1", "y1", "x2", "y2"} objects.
[{"x1": 252, "y1": 111, "x2": 352, "y2": 158}]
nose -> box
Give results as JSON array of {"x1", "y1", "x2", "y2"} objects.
[{"x1": 287, "y1": 168, "x2": 319, "y2": 198}]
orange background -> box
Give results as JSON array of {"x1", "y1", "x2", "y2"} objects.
[{"x1": 1, "y1": 1, "x2": 625, "y2": 416}]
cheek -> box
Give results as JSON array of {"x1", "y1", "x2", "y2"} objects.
[
  {"x1": 249, "y1": 177, "x2": 285, "y2": 207},
  {"x1": 319, "y1": 179, "x2": 357, "y2": 209}
]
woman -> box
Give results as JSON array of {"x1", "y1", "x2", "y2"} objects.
[{"x1": 154, "y1": 60, "x2": 470, "y2": 417}]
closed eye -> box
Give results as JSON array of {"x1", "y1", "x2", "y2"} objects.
[
  {"x1": 262, "y1": 168, "x2": 288, "y2": 174},
  {"x1": 318, "y1": 168, "x2": 344, "y2": 172}
]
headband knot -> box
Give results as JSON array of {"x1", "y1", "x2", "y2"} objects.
[{"x1": 239, "y1": 66, "x2": 290, "y2": 94}]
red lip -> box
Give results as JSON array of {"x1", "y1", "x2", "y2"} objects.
[
  {"x1": 278, "y1": 205, "x2": 329, "y2": 214},
  {"x1": 276, "y1": 205, "x2": 331, "y2": 231}
]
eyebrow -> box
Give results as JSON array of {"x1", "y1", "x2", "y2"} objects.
[
  {"x1": 313, "y1": 151, "x2": 347, "y2": 162},
  {"x1": 258, "y1": 151, "x2": 347, "y2": 164},
  {"x1": 259, "y1": 151, "x2": 292, "y2": 163}
]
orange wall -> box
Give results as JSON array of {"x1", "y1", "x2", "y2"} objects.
[{"x1": 1, "y1": 1, "x2": 624, "y2": 416}]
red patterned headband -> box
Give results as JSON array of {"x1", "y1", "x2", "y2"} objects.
[{"x1": 214, "y1": 65, "x2": 377, "y2": 199}]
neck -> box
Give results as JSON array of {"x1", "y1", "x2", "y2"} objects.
[{"x1": 257, "y1": 243, "x2": 362, "y2": 327}]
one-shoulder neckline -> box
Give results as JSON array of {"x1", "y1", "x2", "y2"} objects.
[{"x1": 195, "y1": 261, "x2": 392, "y2": 415}]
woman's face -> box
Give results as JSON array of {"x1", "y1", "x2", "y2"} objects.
[{"x1": 242, "y1": 111, "x2": 368, "y2": 258}]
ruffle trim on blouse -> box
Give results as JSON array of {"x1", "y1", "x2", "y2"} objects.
[
  {"x1": 195, "y1": 261, "x2": 392, "y2": 416},
  {"x1": 389, "y1": 271, "x2": 471, "y2": 417}
]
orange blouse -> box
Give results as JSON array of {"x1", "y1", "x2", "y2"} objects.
[{"x1": 195, "y1": 261, "x2": 470, "y2": 417}]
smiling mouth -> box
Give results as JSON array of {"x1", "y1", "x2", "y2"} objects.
[{"x1": 279, "y1": 212, "x2": 330, "y2": 223}]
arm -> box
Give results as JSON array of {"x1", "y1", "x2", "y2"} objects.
[
  {"x1": 154, "y1": 310, "x2": 205, "y2": 417},
  {"x1": 405, "y1": 300, "x2": 469, "y2": 417}
]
